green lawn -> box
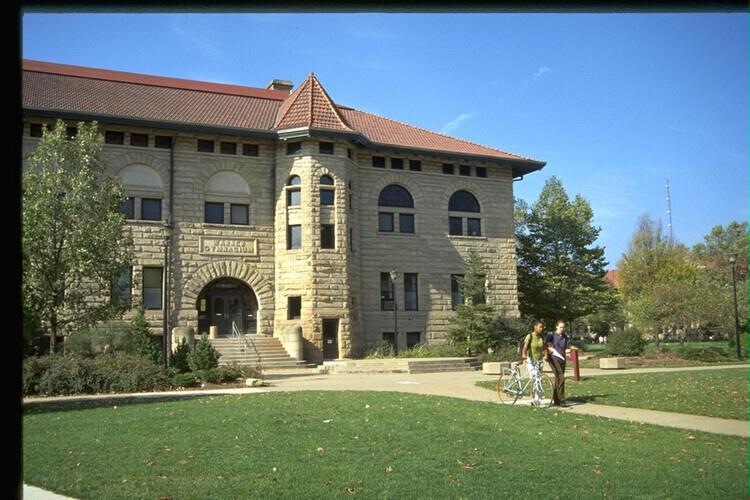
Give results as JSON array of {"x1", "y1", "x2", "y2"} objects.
[
  {"x1": 478, "y1": 367, "x2": 748, "y2": 420},
  {"x1": 567, "y1": 368, "x2": 749, "y2": 420},
  {"x1": 24, "y1": 391, "x2": 747, "y2": 499}
]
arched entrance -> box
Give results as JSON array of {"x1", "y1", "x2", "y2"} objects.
[{"x1": 196, "y1": 278, "x2": 258, "y2": 336}]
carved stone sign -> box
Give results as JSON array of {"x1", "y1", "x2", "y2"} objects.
[{"x1": 200, "y1": 237, "x2": 257, "y2": 256}]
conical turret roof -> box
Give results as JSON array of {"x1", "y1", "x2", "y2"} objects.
[{"x1": 273, "y1": 73, "x2": 352, "y2": 132}]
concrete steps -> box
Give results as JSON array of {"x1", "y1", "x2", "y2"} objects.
[
  {"x1": 209, "y1": 335, "x2": 313, "y2": 369},
  {"x1": 320, "y1": 357, "x2": 482, "y2": 374}
]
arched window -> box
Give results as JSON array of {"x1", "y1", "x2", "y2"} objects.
[
  {"x1": 287, "y1": 175, "x2": 301, "y2": 206},
  {"x1": 448, "y1": 190, "x2": 482, "y2": 237},
  {"x1": 378, "y1": 185, "x2": 415, "y2": 233},
  {"x1": 204, "y1": 171, "x2": 251, "y2": 225},
  {"x1": 118, "y1": 164, "x2": 164, "y2": 221},
  {"x1": 320, "y1": 175, "x2": 335, "y2": 206},
  {"x1": 449, "y1": 191, "x2": 480, "y2": 212}
]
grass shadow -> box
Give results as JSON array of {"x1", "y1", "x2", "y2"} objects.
[
  {"x1": 567, "y1": 394, "x2": 610, "y2": 404},
  {"x1": 23, "y1": 392, "x2": 245, "y2": 415}
]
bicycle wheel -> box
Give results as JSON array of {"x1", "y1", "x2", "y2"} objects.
[
  {"x1": 496, "y1": 368, "x2": 521, "y2": 404},
  {"x1": 537, "y1": 374, "x2": 554, "y2": 407}
]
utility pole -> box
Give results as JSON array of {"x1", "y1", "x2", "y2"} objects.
[{"x1": 665, "y1": 179, "x2": 674, "y2": 246}]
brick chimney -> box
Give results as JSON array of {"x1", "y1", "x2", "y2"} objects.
[{"x1": 266, "y1": 79, "x2": 293, "y2": 94}]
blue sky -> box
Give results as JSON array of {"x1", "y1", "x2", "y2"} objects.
[{"x1": 21, "y1": 13, "x2": 748, "y2": 268}]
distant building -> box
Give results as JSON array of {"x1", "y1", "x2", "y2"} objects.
[
  {"x1": 22, "y1": 60, "x2": 545, "y2": 363},
  {"x1": 605, "y1": 270, "x2": 619, "y2": 289}
]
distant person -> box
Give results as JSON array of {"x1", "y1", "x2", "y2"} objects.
[
  {"x1": 546, "y1": 320, "x2": 577, "y2": 407},
  {"x1": 521, "y1": 320, "x2": 546, "y2": 406}
]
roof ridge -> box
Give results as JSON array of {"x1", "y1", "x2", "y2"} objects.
[
  {"x1": 23, "y1": 59, "x2": 290, "y2": 103},
  {"x1": 309, "y1": 74, "x2": 352, "y2": 131},
  {"x1": 344, "y1": 106, "x2": 540, "y2": 163}
]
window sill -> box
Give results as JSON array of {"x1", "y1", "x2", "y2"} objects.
[
  {"x1": 202, "y1": 223, "x2": 253, "y2": 229},
  {"x1": 447, "y1": 234, "x2": 487, "y2": 241}
]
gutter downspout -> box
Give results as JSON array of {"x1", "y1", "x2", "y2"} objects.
[{"x1": 162, "y1": 137, "x2": 175, "y2": 367}]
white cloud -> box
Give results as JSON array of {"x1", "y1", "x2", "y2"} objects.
[
  {"x1": 441, "y1": 112, "x2": 476, "y2": 134},
  {"x1": 533, "y1": 66, "x2": 551, "y2": 81}
]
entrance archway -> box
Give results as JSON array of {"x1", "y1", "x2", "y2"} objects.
[{"x1": 196, "y1": 278, "x2": 258, "y2": 336}]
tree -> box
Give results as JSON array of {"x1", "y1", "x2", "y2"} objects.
[
  {"x1": 617, "y1": 215, "x2": 743, "y2": 346},
  {"x1": 515, "y1": 176, "x2": 613, "y2": 328},
  {"x1": 22, "y1": 120, "x2": 134, "y2": 353},
  {"x1": 127, "y1": 308, "x2": 160, "y2": 365},
  {"x1": 447, "y1": 249, "x2": 499, "y2": 353}
]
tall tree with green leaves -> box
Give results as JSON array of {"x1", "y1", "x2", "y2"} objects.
[
  {"x1": 515, "y1": 176, "x2": 613, "y2": 328},
  {"x1": 22, "y1": 120, "x2": 134, "y2": 353},
  {"x1": 447, "y1": 249, "x2": 499, "y2": 353}
]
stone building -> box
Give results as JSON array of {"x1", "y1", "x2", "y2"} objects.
[{"x1": 22, "y1": 60, "x2": 545, "y2": 363}]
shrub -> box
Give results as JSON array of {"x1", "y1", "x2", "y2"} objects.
[
  {"x1": 125, "y1": 308, "x2": 160, "y2": 365},
  {"x1": 65, "y1": 320, "x2": 131, "y2": 357},
  {"x1": 364, "y1": 341, "x2": 396, "y2": 358},
  {"x1": 187, "y1": 334, "x2": 221, "y2": 371},
  {"x1": 225, "y1": 362, "x2": 262, "y2": 379},
  {"x1": 676, "y1": 346, "x2": 735, "y2": 363},
  {"x1": 171, "y1": 372, "x2": 198, "y2": 388},
  {"x1": 22, "y1": 353, "x2": 171, "y2": 396},
  {"x1": 169, "y1": 338, "x2": 192, "y2": 373},
  {"x1": 606, "y1": 328, "x2": 646, "y2": 356},
  {"x1": 396, "y1": 342, "x2": 473, "y2": 358}
]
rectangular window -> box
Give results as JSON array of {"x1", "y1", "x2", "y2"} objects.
[
  {"x1": 30, "y1": 123, "x2": 44, "y2": 137},
  {"x1": 287, "y1": 225, "x2": 302, "y2": 249},
  {"x1": 321, "y1": 224, "x2": 336, "y2": 249},
  {"x1": 442, "y1": 163, "x2": 454, "y2": 175},
  {"x1": 378, "y1": 212, "x2": 394, "y2": 232},
  {"x1": 155, "y1": 135, "x2": 173, "y2": 149},
  {"x1": 205, "y1": 202, "x2": 224, "y2": 224},
  {"x1": 288, "y1": 296, "x2": 302, "y2": 320},
  {"x1": 391, "y1": 158, "x2": 404, "y2": 170},
  {"x1": 449, "y1": 217, "x2": 463, "y2": 236},
  {"x1": 451, "y1": 274, "x2": 464, "y2": 310},
  {"x1": 105, "y1": 131, "x2": 125, "y2": 145},
  {"x1": 399, "y1": 213, "x2": 415, "y2": 234},
  {"x1": 404, "y1": 273, "x2": 418, "y2": 311},
  {"x1": 197, "y1": 139, "x2": 214, "y2": 153},
  {"x1": 141, "y1": 199, "x2": 162, "y2": 221},
  {"x1": 111, "y1": 266, "x2": 133, "y2": 306},
  {"x1": 287, "y1": 189, "x2": 301, "y2": 206},
  {"x1": 406, "y1": 332, "x2": 421, "y2": 349},
  {"x1": 242, "y1": 143, "x2": 259, "y2": 156},
  {"x1": 347, "y1": 148, "x2": 353, "y2": 159},
  {"x1": 130, "y1": 133, "x2": 149, "y2": 147},
  {"x1": 120, "y1": 197, "x2": 135, "y2": 219},
  {"x1": 143, "y1": 267, "x2": 163, "y2": 310},
  {"x1": 286, "y1": 142, "x2": 302, "y2": 155},
  {"x1": 467, "y1": 218, "x2": 482, "y2": 236},
  {"x1": 230, "y1": 204, "x2": 249, "y2": 225},
  {"x1": 476, "y1": 166, "x2": 487, "y2": 178},
  {"x1": 220, "y1": 141, "x2": 237, "y2": 155},
  {"x1": 372, "y1": 156, "x2": 385, "y2": 168},
  {"x1": 459, "y1": 165, "x2": 471, "y2": 176},
  {"x1": 66, "y1": 127, "x2": 78, "y2": 139},
  {"x1": 320, "y1": 189, "x2": 335, "y2": 206},
  {"x1": 409, "y1": 160, "x2": 421, "y2": 171},
  {"x1": 380, "y1": 272, "x2": 394, "y2": 311},
  {"x1": 319, "y1": 141, "x2": 334, "y2": 154}
]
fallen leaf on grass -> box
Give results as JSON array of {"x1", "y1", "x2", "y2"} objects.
[
  {"x1": 345, "y1": 487, "x2": 357, "y2": 495},
  {"x1": 687, "y1": 435, "x2": 696, "y2": 441},
  {"x1": 385, "y1": 466, "x2": 394, "y2": 473}
]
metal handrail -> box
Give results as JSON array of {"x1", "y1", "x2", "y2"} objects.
[{"x1": 232, "y1": 320, "x2": 262, "y2": 369}]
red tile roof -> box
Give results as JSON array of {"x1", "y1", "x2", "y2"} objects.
[
  {"x1": 22, "y1": 60, "x2": 545, "y2": 169},
  {"x1": 274, "y1": 73, "x2": 352, "y2": 132}
]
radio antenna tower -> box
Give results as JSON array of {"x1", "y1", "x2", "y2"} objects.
[{"x1": 665, "y1": 179, "x2": 674, "y2": 245}]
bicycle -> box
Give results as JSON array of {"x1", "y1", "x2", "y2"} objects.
[{"x1": 496, "y1": 361, "x2": 554, "y2": 407}]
